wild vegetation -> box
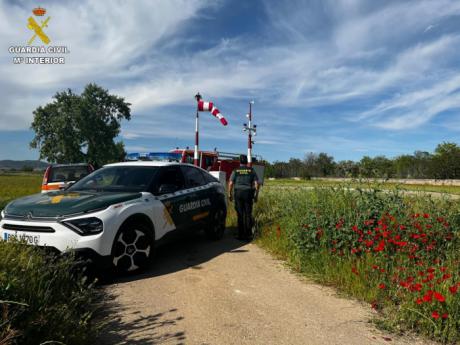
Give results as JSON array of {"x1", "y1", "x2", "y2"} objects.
[
  {"x1": 0, "y1": 241, "x2": 104, "y2": 345},
  {"x1": 254, "y1": 182, "x2": 460, "y2": 343},
  {"x1": 265, "y1": 142, "x2": 460, "y2": 180},
  {"x1": 0, "y1": 174, "x2": 107, "y2": 345}
]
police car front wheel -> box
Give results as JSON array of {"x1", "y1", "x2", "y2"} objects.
[{"x1": 111, "y1": 221, "x2": 154, "y2": 273}]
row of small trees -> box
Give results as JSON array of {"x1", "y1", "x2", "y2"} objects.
[{"x1": 264, "y1": 142, "x2": 460, "y2": 179}]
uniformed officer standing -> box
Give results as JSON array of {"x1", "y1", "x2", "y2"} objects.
[{"x1": 228, "y1": 155, "x2": 260, "y2": 240}]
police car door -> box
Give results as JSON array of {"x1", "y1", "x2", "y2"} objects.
[
  {"x1": 180, "y1": 166, "x2": 211, "y2": 225},
  {"x1": 151, "y1": 165, "x2": 189, "y2": 231}
]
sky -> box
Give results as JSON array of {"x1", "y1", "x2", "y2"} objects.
[{"x1": 1, "y1": 0, "x2": 460, "y2": 163}]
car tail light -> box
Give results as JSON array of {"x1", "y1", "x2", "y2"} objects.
[{"x1": 42, "y1": 166, "x2": 51, "y2": 185}]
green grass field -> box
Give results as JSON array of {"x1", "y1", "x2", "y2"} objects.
[{"x1": 0, "y1": 174, "x2": 42, "y2": 210}]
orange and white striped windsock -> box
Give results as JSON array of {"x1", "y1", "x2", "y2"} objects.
[{"x1": 197, "y1": 100, "x2": 228, "y2": 126}]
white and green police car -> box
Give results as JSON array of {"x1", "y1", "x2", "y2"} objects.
[{"x1": 0, "y1": 161, "x2": 227, "y2": 273}]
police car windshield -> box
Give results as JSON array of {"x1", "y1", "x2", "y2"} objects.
[{"x1": 68, "y1": 166, "x2": 159, "y2": 193}]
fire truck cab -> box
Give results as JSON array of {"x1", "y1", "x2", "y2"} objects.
[
  {"x1": 126, "y1": 149, "x2": 264, "y2": 186},
  {"x1": 170, "y1": 149, "x2": 264, "y2": 185}
]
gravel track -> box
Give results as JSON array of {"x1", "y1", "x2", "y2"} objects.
[{"x1": 100, "y1": 230, "x2": 435, "y2": 345}]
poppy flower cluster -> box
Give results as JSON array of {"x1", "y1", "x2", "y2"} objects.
[{"x1": 303, "y1": 212, "x2": 459, "y2": 325}]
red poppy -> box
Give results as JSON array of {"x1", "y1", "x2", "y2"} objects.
[
  {"x1": 351, "y1": 266, "x2": 359, "y2": 275},
  {"x1": 432, "y1": 311, "x2": 439, "y2": 319},
  {"x1": 378, "y1": 283, "x2": 386, "y2": 289},
  {"x1": 449, "y1": 285, "x2": 458, "y2": 295},
  {"x1": 410, "y1": 283, "x2": 422, "y2": 292},
  {"x1": 423, "y1": 213, "x2": 430, "y2": 218},
  {"x1": 433, "y1": 292, "x2": 445, "y2": 303},
  {"x1": 442, "y1": 273, "x2": 452, "y2": 281},
  {"x1": 422, "y1": 273, "x2": 434, "y2": 283},
  {"x1": 422, "y1": 291, "x2": 433, "y2": 302},
  {"x1": 400, "y1": 281, "x2": 410, "y2": 288},
  {"x1": 416, "y1": 298, "x2": 423, "y2": 305},
  {"x1": 374, "y1": 240, "x2": 385, "y2": 252},
  {"x1": 442, "y1": 313, "x2": 448, "y2": 319}
]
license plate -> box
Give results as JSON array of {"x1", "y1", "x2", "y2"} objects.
[{"x1": 3, "y1": 232, "x2": 40, "y2": 245}]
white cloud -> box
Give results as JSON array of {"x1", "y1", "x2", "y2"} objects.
[
  {"x1": 1, "y1": 0, "x2": 460, "y2": 140},
  {"x1": 0, "y1": 0, "x2": 212, "y2": 130}
]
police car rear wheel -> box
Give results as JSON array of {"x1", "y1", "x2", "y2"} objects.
[
  {"x1": 112, "y1": 222, "x2": 153, "y2": 273},
  {"x1": 205, "y1": 208, "x2": 226, "y2": 240}
]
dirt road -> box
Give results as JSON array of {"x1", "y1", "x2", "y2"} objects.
[{"x1": 101, "y1": 230, "x2": 433, "y2": 345}]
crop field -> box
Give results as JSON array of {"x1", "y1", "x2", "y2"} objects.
[
  {"x1": 0, "y1": 174, "x2": 42, "y2": 210},
  {"x1": 255, "y1": 181, "x2": 460, "y2": 343}
]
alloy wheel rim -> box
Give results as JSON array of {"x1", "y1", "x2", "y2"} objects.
[{"x1": 113, "y1": 229, "x2": 151, "y2": 271}]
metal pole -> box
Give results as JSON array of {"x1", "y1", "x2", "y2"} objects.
[
  {"x1": 194, "y1": 92, "x2": 201, "y2": 167},
  {"x1": 194, "y1": 107, "x2": 199, "y2": 166},
  {"x1": 247, "y1": 102, "x2": 253, "y2": 167}
]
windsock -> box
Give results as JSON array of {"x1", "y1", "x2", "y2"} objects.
[{"x1": 197, "y1": 100, "x2": 228, "y2": 126}]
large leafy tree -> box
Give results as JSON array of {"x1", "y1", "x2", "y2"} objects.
[{"x1": 30, "y1": 84, "x2": 131, "y2": 167}]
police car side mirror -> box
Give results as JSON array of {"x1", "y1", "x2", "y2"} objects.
[
  {"x1": 158, "y1": 184, "x2": 178, "y2": 194},
  {"x1": 65, "y1": 181, "x2": 76, "y2": 190}
]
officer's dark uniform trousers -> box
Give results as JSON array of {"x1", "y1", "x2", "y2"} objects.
[{"x1": 234, "y1": 188, "x2": 255, "y2": 238}]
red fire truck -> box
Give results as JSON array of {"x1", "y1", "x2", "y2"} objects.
[{"x1": 126, "y1": 149, "x2": 265, "y2": 185}]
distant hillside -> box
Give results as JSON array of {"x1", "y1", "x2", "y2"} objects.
[{"x1": 0, "y1": 160, "x2": 48, "y2": 170}]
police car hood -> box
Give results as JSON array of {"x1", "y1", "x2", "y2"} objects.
[{"x1": 4, "y1": 191, "x2": 141, "y2": 218}]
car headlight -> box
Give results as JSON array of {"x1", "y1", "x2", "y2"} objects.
[{"x1": 62, "y1": 217, "x2": 103, "y2": 236}]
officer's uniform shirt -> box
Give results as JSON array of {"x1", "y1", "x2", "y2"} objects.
[{"x1": 230, "y1": 165, "x2": 259, "y2": 191}]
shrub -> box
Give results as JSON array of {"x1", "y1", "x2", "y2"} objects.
[{"x1": 0, "y1": 240, "x2": 104, "y2": 345}]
